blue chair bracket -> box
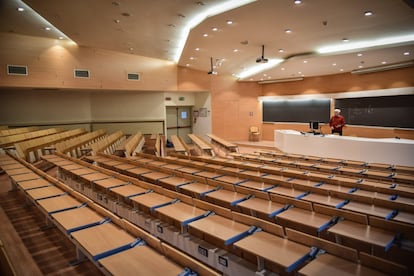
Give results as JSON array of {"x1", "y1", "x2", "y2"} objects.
[
  {"x1": 199, "y1": 188, "x2": 219, "y2": 198},
  {"x1": 348, "y1": 187, "x2": 358, "y2": 193},
  {"x1": 317, "y1": 216, "x2": 340, "y2": 233},
  {"x1": 385, "y1": 209, "x2": 399, "y2": 220},
  {"x1": 224, "y1": 225, "x2": 258, "y2": 246},
  {"x1": 384, "y1": 235, "x2": 397, "y2": 252},
  {"x1": 295, "y1": 191, "x2": 310, "y2": 200},
  {"x1": 335, "y1": 200, "x2": 350, "y2": 209},
  {"x1": 66, "y1": 218, "x2": 111, "y2": 234},
  {"x1": 181, "y1": 211, "x2": 213, "y2": 227},
  {"x1": 285, "y1": 246, "x2": 320, "y2": 273},
  {"x1": 231, "y1": 195, "x2": 253, "y2": 206},
  {"x1": 268, "y1": 206, "x2": 289, "y2": 218},
  {"x1": 149, "y1": 199, "x2": 179, "y2": 213},
  {"x1": 233, "y1": 179, "x2": 249, "y2": 186},
  {"x1": 106, "y1": 183, "x2": 129, "y2": 192},
  {"x1": 178, "y1": 267, "x2": 198, "y2": 276},
  {"x1": 35, "y1": 192, "x2": 68, "y2": 201},
  {"x1": 48, "y1": 203, "x2": 87, "y2": 215},
  {"x1": 93, "y1": 238, "x2": 142, "y2": 261}
]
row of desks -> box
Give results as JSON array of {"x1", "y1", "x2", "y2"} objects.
[
  {"x1": 231, "y1": 152, "x2": 414, "y2": 185},
  {"x1": 37, "y1": 153, "x2": 398, "y2": 275},
  {"x1": 0, "y1": 154, "x2": 199, "y2": 276}
]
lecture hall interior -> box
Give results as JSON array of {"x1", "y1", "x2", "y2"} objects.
[{"x1": 1, "y1": 0, "x2": 414, "y2": 275}]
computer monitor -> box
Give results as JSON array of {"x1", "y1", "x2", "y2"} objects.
[{"x1": 309, "y1": 121, "x2": 319, "y2": 132}]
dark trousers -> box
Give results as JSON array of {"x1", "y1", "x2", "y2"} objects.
[{"x1": 332, "y1": 129, "x2": 343, "y2": 136}]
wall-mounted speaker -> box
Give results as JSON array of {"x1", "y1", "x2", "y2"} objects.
[
  {"x1": 7, "y1": 65, "x2": 28, "y2": 75},
  {"x1": 74, "y1": 69, "x2": 90, "y2": 78}
]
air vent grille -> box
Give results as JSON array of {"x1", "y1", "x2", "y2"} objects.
[
  {"x1": 74, "y1": 69, "x2": 90, "y2": 78},
  {"x1": 127, "y1": 72, "x2": 140, "y2": 81},
  {"x1": 7, "y1": 65, "x2": 28, "y2": 75}
]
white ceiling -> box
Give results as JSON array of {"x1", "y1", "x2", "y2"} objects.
[{"x1": 1, "y1": 0, "x2": 414, "y2": 82}]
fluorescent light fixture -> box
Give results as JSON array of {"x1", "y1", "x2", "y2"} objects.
[
  {"x1": 317, "y1": 33, "x2": 414, "y2": 54},
  {"x1": 258, "y1": 77, "x2": 303, "y2": 84},
  {"x1": 236, "y1": 59, "x2": 284, "y2": 79},
  {"x1": 351, "y1": 60, "x2": 414, "y2": 74},
  {"x1": 173, "y1": 0, "x2": 256, "y2": 62}
]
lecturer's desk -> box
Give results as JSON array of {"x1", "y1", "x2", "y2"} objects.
[
  {"x1": 51, "y1": 207, "x2": 104, "y2": 234},
  {"x1": 328, "y1": 220, "x2": 396, "y2": 252},
  {"x1": 298, "y1": 253, "x2": 386, "y2": 276},
  {"x1": 233, "y1": 231, "x2": 311, "y2": 273},
  {"x1": 188, "y1": 215, "x2": 252, "y2": 247},
  {"x1": 274, "y1": 130, "x2": 414, "y2": 167},
  {"x1": 70, "y1": 223, "x2": 136, "y2": 261},
  {"x1": 156, "y1": 202, "x2": 208, "y2": 232},
  {"x1": 99, "y1": 245, "x2": 183, "y2": 276}
]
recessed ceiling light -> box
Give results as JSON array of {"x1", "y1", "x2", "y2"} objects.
[
  {"x1": 112, "y1": 1, "x2": 120, "y2": 6},
  {"x1": 294, "y1": 0, "x2": 302, "y2": 4},
  {"x1": 44, "y1": 27, "x2": 51, "y2": 31},
  {"x1": 340, "y1": 68, "x2": 344, "y2": 72},
  {"x1": 211, "y1": 27, "x2": 218, "y2": 31},
  {"x1": 298, "y1": 71, "x2": 302, "y2": 74},
  {"x1": 186, "y1": 64, "x2": 190, "y2": 66},
  {"x1": 403, "y1": 51, "x2": 410, "y2": 56},
  {"x1": 281, "y1": 67, "x2": 285, "y2": 70},
  {"x1": 58, "y1": 36, "x2": 64, "y2": 40},
  {"x1": 195, "y1": 48, "x2": 200, "y2": 51},
  {"x1": 364, "y1": 11, "x2": 373, "y2": 16},
  {"x1": 129, "y1": 47, "x2": 134, "y2": 51},
  {"x1": 381, "y1": 61, "x2": 387, "y2": 64},
  {"x1": 332, "y1": 63, "x2": 337, "y2": 66},
  {"x1": 278, "y1": 49, "x2": 284, "y2": 53},
  {"x1": 342, "y1": 38, "x2": 349, "y2": 42},
  {"x1": 17, "y1": 7, "x2": 25, "y2": 12},
  {"x1": 357, "y1": 53, "x2": 363, "y2": 57},
  {"x1": 226, "y1": 20, "x2": 233, "y2": 25},
  {"x1": 303, "y1": 60, "x2": 308, "y2": 63},
  {"x1": 358, "y1": 65, "x2": 363, "y2": 68},
  {"x1": 114, "y1": 19, "x2": 120, "y2": 23},
  {"x1": 203, "y1": 33, "x2": 208, "y2": 37},
  {"x1": 197, "y1": 1, "x2": 205, "y2": 5},
  {"x1": 168, "y1": 23, "x2": 176, "y2": 27},
  {"x1": 236, "y1": 59, "x2": 284, "y2": 79},
  {"x1": 285, "y1": 29, "x2": 292, "y2": 34},
  {"x1": 189, "y1": 57, "x2": 195, "y2": 60},
  {"x1": 233, "y1": 49, "x2": 239, "y2": 52}
]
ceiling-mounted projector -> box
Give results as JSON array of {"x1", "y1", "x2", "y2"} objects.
[
  {"x1": 256, "y1": 45, "x2": 268, "y2": 63},
  {"x1": 207, "y1": 57, "x2": 217, "y2": 75}
]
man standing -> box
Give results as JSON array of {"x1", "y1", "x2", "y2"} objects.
[{"x1": 329, "y1": 109, "x2": 345, "y2": 136}]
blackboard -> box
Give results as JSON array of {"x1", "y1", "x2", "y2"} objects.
[
  {"x1": 262, "y1": 99, "x2": 331, "y2": 123},
  {"x1": 335, "y1": 95, "x2": 414, "y2": 128}
]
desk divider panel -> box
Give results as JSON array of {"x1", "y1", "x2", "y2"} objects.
[
  {"x1": 313, "y1": 204, "x2": 368, "y2": 224},
  {"x1": 231, "y1": 212, "x2": 284, "y2": 238},
  {"x1": 193, "y1": 198, "x2": 233, "y2": 219}
]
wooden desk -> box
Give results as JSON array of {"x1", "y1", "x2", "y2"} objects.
[
  {"x1": 205, "y1": 189, "x2": 247, "y2": 207},
  {"x1": 99, "y1": 245, "x2": 183, "y2": 276},
  {"x1": 81, "y1": 172, "x2": 111, "y2": 184},
  {"x1": 124, "y1": 167, "x2": 152, "y2": 177},
  {"x1": 188, "y1": 215, "x2": 252, "y2": 246},
  {"x1": 267, "y1": 186, "x2": 308, "y2": 199},
  {"x1": 17, "y1": 178, "x2": 51, "y2": 190},
  {"x1": 37, "y1": 194, "x2": 82, "y2": 214},
  {"x1": 94, "y1": 178, "x2": 128, "y2": 191},
  {"x1": 156, "y1": 202, "x2": 208, "y2": 232},
  {"x1": 234, "y1": 231, "x2": 310, "y2": 273},
  {"x1": 342, "y1": 202, "x2": 394, "y2": 219},
  {"x1": 109, "y1": 184, "x2": 148, "y2": 202},
  {"x1": 188, "y1": 134, "x2": 213, "y2": 151},
  {"x1": 236, "y1": 197, "x2": 285, "y2": 219},
  {"x1": 158, "y1": 176, "x2": 192, "y2": 190},
  {"x1": 140, "y1": 171, "x2": 171, "y2": 183},
  {"x1": 161, "y1": 163, "x2": 185, "y2": 170},
  {"x1": 194, "y1": 171, "x2": 224, "y2": 179},
  {"x1": 60, "y1": 164, "x2": 84, "y2": 171},
  {"x1": 298, "y1": 253, "x2": 386, "y2": 276},
  {"x1": 68, "y1": 168, "x2": 97, "y2": 176},
  {"x1": 262, "y1": 174, "x2": 291, "y2": 185},
  {"x1": 130, "y1": 192, "x2": 174, "y2": 213},
  {"x1": 3, "y1": 167, "x2": 32, "y2": 176},
  {"x1": 275, "y1": 207, "x2": 332, "y2": 234},
  {"x1": 239, "y1": 180, "x2": 274, "y2": 191},
  {"x1": 207, "y1": 133, "x2": 238, "y2": 152},
  {"x1": 1, "y1": 163, "x2": 24, "y2": 170},
  {"x1": 214, "y1": 175, "x2": 247, "y2": 185},
  {"x1": 176, "y1": 166, "x2": 203, "y2": 174},
  {"x1": 179, "y1": 182, "x2": 217, "y2": 198},
  {"x1": 26, "y1": 186, "x2": 65, "y2": 200},
  {"x1": 328, "y1": 220, "x2": 395, "y2": 251},
  {"x1": 71, "y1": 223, "x2": 136, "y2": 261},
  {"x1": 171, "y1": 135, "x2": 187, "y2": 154},
  {"x1": 10, "y1": 172, "x2": 41, "y2": 183},
  {"x1": 51, "y1": 207, "x2": 104, "y2": 233},
  {"x1": 393, "y1": 211, "x2": 414, "y2": 225}
]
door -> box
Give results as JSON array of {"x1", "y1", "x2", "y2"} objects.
[{"x1": 166, "y1": 106, "x2": 192, "y2": 144}]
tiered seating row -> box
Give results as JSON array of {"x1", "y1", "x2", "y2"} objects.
[
  {"x1": 254, "y1": 149, "x2": 414, "y2": 181},
  {"x1": 55, "y1": 129, "x2": 107, "y2": 157},
  {"x1": 188, "y1": 134, "x2": 215, "y2": 156},
  {"x1": 0, "y1": 153, "x2": 214, "y2": 276},
  {"x1": 171, "y1": 135, "x2": 190, "y2": 155},
  {"x1": 13, "y1": 128, "x2": 87, "y2": 162},
  {"x1": 41, "y1": 153, "x2": 409, "y2": 275},
  {"x1": 120, "y1": 132, "x2": 145, "y2": 157},
  {"x1": 89, "y1": 130, "x2": 125, "y2": 156},
  {"x1": 207, "y1": 134, "x2": 238, "y2": 153},
  {"x1": 0, "y1": 126, "x2": 39, "y2": 137},
  {"x1": 0, "y1": 127, "x2": 64, "y2": 149}
]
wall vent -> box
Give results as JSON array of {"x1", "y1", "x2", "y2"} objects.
[
  {"x1": 74, "y1": 69, "x2": 90, "y2": 78},
  {"x1": 127, "y1": 72, "x2": 140, "y2": 81},
  {"x1": 7, "y1": 65, "x2": 28, "y2": 75}
]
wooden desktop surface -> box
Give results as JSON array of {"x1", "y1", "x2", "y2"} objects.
[
  {"x1": 71, "y1": 223, "x2": 135, "y2": 257},
  {"x1": 236, "y1": 197, "x2": 285, "y2": 215},
  {"x1": 60, "y1": 164, "x2": 84, "y2": 171},
  {"x1": 342, "y1": 202, "x2": 393, "y2": 218},
  {"x1": 161, "y1": 163, "x2": 184, "y2": 170},
  {"x1": 131, "y1": 192, "x2": 173, "y2": 208},
  {"x1": 18, "y1": 178, "x2": 51, "y2": 190},
  {"x1": 68, "y1": 168, "x2": 96, "y2": 176},
  {"x1": 188, "y1": 215, "x2": 250, "y2": 242},
  {"x1": 268, "y1": 186, "x2": 307, "y2": 198},
  {"x1": 37, "y1": 195, "x2": 81, "y2": 213},
  {"x1": 205, "y1": 189, "x2": 246, "y2": 203},
  {"x1": 215, "y1": 175, "x2": 247, "y2": 185},
  {"x1": 328, "y1": 220, "x2": 395, "y2": 248},
  {"x1": 81, "y1": 172, "x2": 111, "y2": 182},
  {"x1": 234, "y1": 231, "x2": 310, "y2": 269},
  {"x1": 276, "y1": 207, "x2": 332, "y2": 229},
  {"x1": 10, "y1": 172, "x2": 41, "y2": 183},
  {"x1": 301, "y1": 193, "x2": 344, "y2": 207},
  {"x1": 239, "y1": 181, "x2": 274, "y2": 191},
  {"x1": 125, "y1": 167, "x2": 152, "y2": 176},
  {"x1": 4, "y1": 167, "x2": 32, "y2": 176},
  {"x1": 156, "y1": 202, "x2": 206, "y2": 224},
  {"x1": 52, "y1": 207, "x2": 104, "y2": 230},
  {"x1": 26, "y1": 186, "x2": 65, "y2": 200},
  {"x1": 113, "y1": 163, "x2": 138, "y2": 170},
  {"x1": 194, "y1": 171, "x2": 224, "y2": 179},
  {"x1": 140, "y1": 171, "x2": 170, "y2": 181},
  {"x1": 176, "y1": 167, "x2": 203, "y2": 174},
  {"x1": 94, "y1": 178, "x2": 127, "y2": 190},
  {"x1": 1, "y1": 163, "x2": 24, "y2": 170},
  {"x1": 179, "y1": 182, "x2": 216, "y2": 194},
  {"x1": 110, "y1": 184, "x2": 148, "y2": 198},
  {"x1": 298, "y1": 253, "x2": 386, "y2": 276},
  {"x1": 99, "y1": 245, "x2": 183, "y2": 276},
  {"x1": 159, "y1": 176, "x2": 191, "y2": 188}
]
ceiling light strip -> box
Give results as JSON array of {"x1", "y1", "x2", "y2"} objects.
[
  {"x1": 236, "y1": 59, "x2": 284, "y2": 79},
  {"x1": 173, "y1": 0, "x2": 257, "y2": 62}
]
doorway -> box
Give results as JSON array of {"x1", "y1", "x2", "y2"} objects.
[{"x1": 166, "y1": 106, "x2": 192, "y2": 144}]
